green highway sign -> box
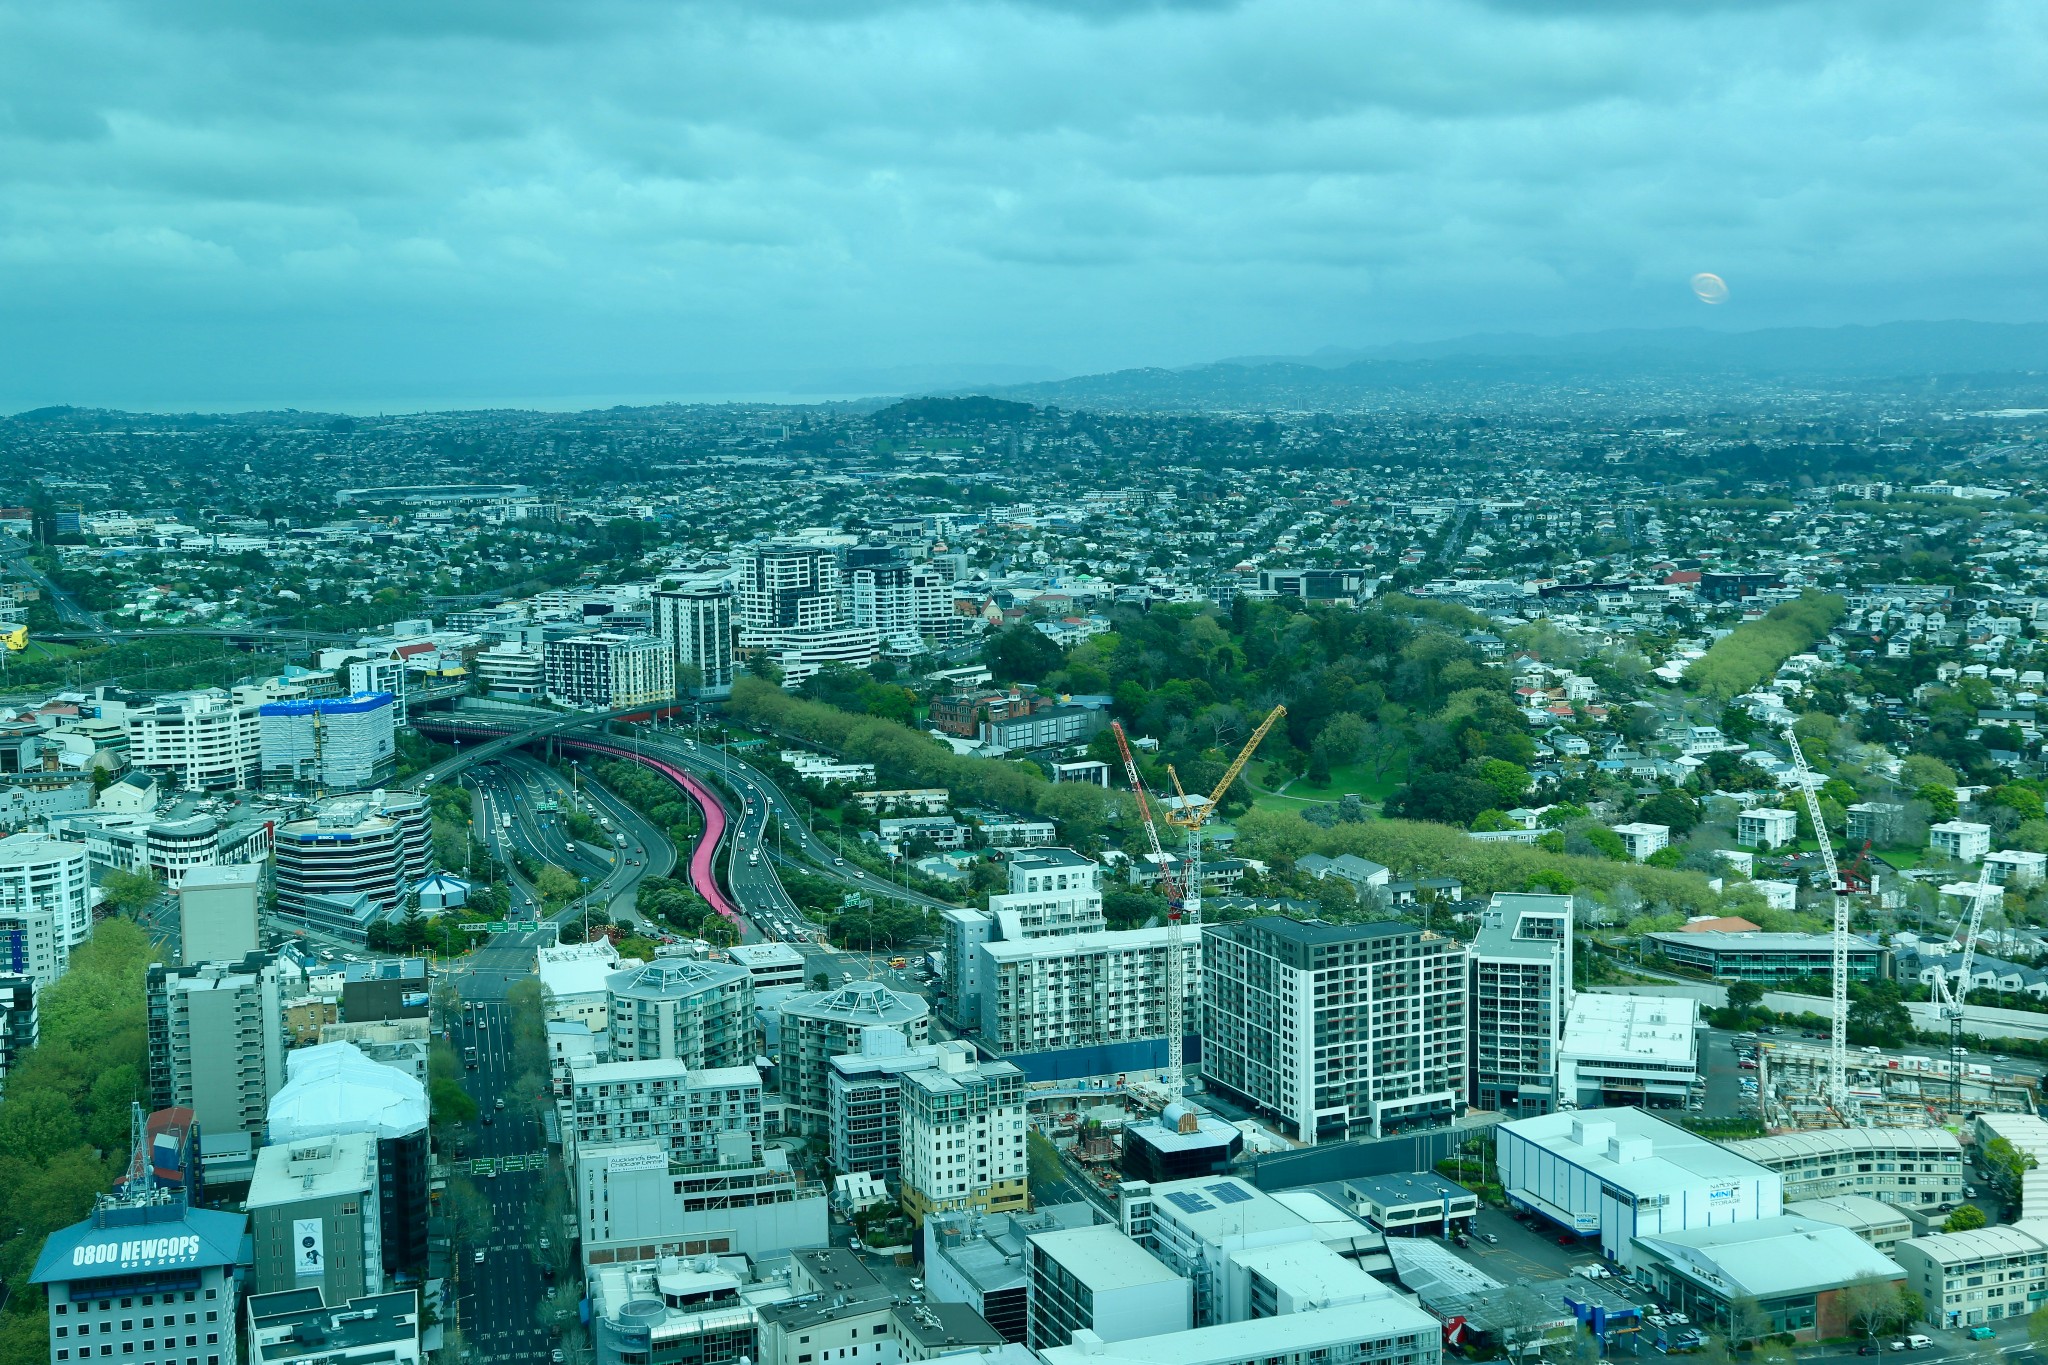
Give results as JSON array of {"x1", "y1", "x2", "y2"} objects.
[{"x1": 462, "y1": 921, "x2": 511, "y2": 933}]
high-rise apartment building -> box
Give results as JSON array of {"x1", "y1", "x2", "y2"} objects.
[
  {"x1": 125, "y1": 690, "x2": 263, "y2": 790},
  {"x1": 1200, "y1": 917, "x2": 1467, "y2": 1144},
  {"x1": 257, "y1": 692, "x2": 398, "y2": 792},
  {"x1": 0, "y1": 975, "x2": 36, "y2": 1095},
  {"x1": 1468, "y1": 892, "x2": 1573, "y2": 1118},
  {"x1": 565, "y1": 1057, "x2": 764, "y2": 1167},
  {"x1": 652, "y1": 579, "x2": 736, "y2": 697},
  {"x1": 850, "y1": 553, "x2": 922, "y2": 653},
  {"x1": 740, "y1": 541, "x2": 845, "y2": 631},
  {"x1": 178, "y1": 862, "x2": 263, "y2": 966},
  {"x1": 606, "y1": 958, "x2": 756, "y2": 1069},
  {"x1": 898, "y1": 1050, "x2": 1028, "y2": 1226},
  {"x1": 0, "y1": 832, "x2": 93, "y2": 985},
  {"x1": 978, "y1": 927, "x2": 1200, "y2": 1058},
  {"x1": 147, "y1": 951, "x2": 289, "y2": 1147},
  {"x1": 542, "y1": 631, "x2": 675, "y2": 709},
  {"x1": 777, "y1": 982, "x2": 930, "y2": 1132}
]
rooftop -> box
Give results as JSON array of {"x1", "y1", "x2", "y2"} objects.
[
  {"x1": 1648, "y1": 930, "x2": 1884, "y2": 952},
  {"x1": 1027, "y1": 1225, "x2": 1184, "y2": 1292},
  {"x1": 1500, "y1": 1107, "x2": 1776, "y2": 1196},
  {"x1": 245, "y1": 1133, "x2": 378, "y2": 1208},
  {"x1": 1635, "y1": 1215, "x2": 1905, "y2": 1298},
  {"x1": 33, "y1": 1197, "x2": 246, "y2": 1284},
  {"x1": 249, "y1": 1289, "x2": 418, "y2": 1363},
  {"x1": 608, "y1": 956, "x2": 752, "y2": 1000},
  {"x1": 1143, "y1": 1174, "x2": 1309, "y2": 1240},
  {"x1": 779, "y1": 980, "x2": 930, "y2": 1025},
  {"x1": 1896, "y1": 1218, "x2": 2048, "y2": 1266},
  {"x1": 1560, "y1": 993, "x2": 1700, "y2": 1063},
  {"x1": 1038, "y1": 1298, "x2": 1439, "y2": 1365},
  {"x1": 1724, "y1": 1126, "x2": 1960, "y2": 1164}
]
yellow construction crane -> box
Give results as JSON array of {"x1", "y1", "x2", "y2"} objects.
[{"x1": 1165, "y1": 704, "x2": 1287, "y2": 833}]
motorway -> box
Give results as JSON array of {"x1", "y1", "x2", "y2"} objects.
[{"x1": 466, "y1": 751, "x2": 675, "y2": 931}]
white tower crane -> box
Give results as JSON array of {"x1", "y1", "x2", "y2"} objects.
[
  {"x1": 1783, "y1": 727, "x2": 1850, "y2": 1110},
  {"x1": 1934, "y1": 859, "x2": 1998, "y2": 1111}
]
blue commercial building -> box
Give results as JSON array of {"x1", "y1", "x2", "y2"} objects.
[{"x1": 32, "y1": 1192, "x2": 247, "y2": 1365}]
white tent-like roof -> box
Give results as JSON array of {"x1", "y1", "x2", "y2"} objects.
[{"x1": 268, "y1": 1040, "x2": 429, "y2": 1142}]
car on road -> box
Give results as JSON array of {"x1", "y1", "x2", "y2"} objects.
[
  {"x1": 474, "y1": 1250, "x2": 486, "y2": 1264},
  {"x1": 1477, "y1": 1232, "x2": 1498, "y2": 1244},
  {"x1": 482, "y1": 1113, "x2": 493, "y2": 1125}
]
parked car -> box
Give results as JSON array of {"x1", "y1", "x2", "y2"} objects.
[{"x1": 1478, "y1": 1232, "x2": 1499, "y2": 1245}]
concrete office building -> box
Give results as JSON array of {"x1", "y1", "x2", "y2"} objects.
[
  {"x1": 538, "y1": 939, "x2": 629, "y2": 1032},
  {"x1": 587, "y1": 1257, "x2": 758, "y2": 1365},
  {"x1": 0, "y1": 831, "x2": 93, "y2": 985},
  {"x1": 1025, "y1": 1225, "x2": 1190, "y2": 1351},
  {"x1": 1722, "y1": 1128, "x2": 1964, "y2": 1209},
  {"x1": 178, "y1": 863, "x2": 263, "y2": 966},
  {"x1": 1038, "y1": 1300, "x2": 1445, "y2": 1365},
  {"x1": 606, "y1": 958, "x2": 756, "y2": 1069},
  {"x1": 543, "y1": 631, "x2": 675, "y2": 710},
  {"x1": 266, "y1": 1042, "x2": 432, "y2": 1284},
  {"x1": 654, "y1": 579, "x2": 737, "y2": 697},
  {"x1": 898, "y1": 1049, "x2": 1028, "y2": 1226},
  {"x1": 126, "y1": 691, "x2": 262, "y2": 790},
  {"x1": 575, "y1": 1139, "x2": 828, "y2": 1267},
  {"x1": 1785, "y1": 1195, "x2": 1914, "y2": 1253},
  {"x1": 1469, "y1": 892, "x2": 1573, "y2": 1118},
  {"x1": 1556, "y1": 993, "x2": 1699, "y2": 1111},
  {"x1": 246, "y1": 1133, "x2": 382, "y2": 1302},
  {"x1": 726, "y1": 942, "x2": 806, "y2": 992},
  {"x1": 1495, "y1": 1108, "x2": 1783, "y2": 1267},
  {"x1": 473, "y1": 641, "x2": 545, "y2": 698},
  {"x1": 273, "y1": 792, "x2": 430, "y2": 934},
  {"x1": 147, "y1": 951, "x2": 289, "y2": 1148},
  {"x1": 257, "y1": 693, "x2": 398, "y2": 793},
  {"x1": 979, "y1": 926, "x2": 1200, "y2": 1058},
  {"x1": 1894, "y1": 1219, "x2": 2048, "y2": 1328},
  {"x1": 247, "y1": 1290, "x2": 421, "y2": 1365},
  {"x1": 1201, "y1": 916, "x2": 1466, "y2": 1144},
  {"x1": 923, "y1": 1205, "x2": 1103, "y2": 1343},
  {"x1": 33, "y1": 1191, "x2": 246, "y2": 1365},
  {"x1": 741, "y1": 624, "x2": 882, "y2": 688},
  {"x1": 1645, "y1": 930, "x2": 1888, "y2": 983},
  {"x1": 567, "y1": 1057, "x2": 764, "y2": 1167},
  {"x1": 777, "y1": 982, "x2": 930, "y2": 1132}
]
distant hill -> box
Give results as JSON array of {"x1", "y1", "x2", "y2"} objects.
[
  {"x1": 871, "y1": 394, "x2": 1038, "y2": 427},
  {"x1": 968, "y1": 320, "x2": 2048, "y2": 411}
]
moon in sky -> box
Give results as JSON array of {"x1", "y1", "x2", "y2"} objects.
[{"x1": 1691, "y1": 272, "x2": 1730, "y2": 304}]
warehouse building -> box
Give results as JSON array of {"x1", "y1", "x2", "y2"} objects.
[
  {"x1": 1496, "y1": 1108, "x2": 1783, "y2": 1267},
  {"x1": 1632, "y1": 1215, "x2": 1906, "y2": 1343}
]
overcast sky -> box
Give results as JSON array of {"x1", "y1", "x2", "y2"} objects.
[{"x1": 2, "y1": 0, "x2": 2043, "y2": 411}]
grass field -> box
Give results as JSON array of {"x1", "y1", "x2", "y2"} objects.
[
  {"x1": 11, "y1": 639, "x2": 78, "y2": 663},
  {"x1": 1250, "y1": 758, "x2": 1408, "y2": 811}
]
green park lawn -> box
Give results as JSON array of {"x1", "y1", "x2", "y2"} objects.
[{"x1": 1250, "y1": 759, "x2": 1409, "y2": 811}]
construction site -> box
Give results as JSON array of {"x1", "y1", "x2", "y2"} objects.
[{"x1": 1744, "y1": 729, "x2": 2041, "y2": 1133}]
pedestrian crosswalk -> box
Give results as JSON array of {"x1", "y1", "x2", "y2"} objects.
[{"x1": 455, "y1": 1151, "x2": 548, "y2": 1176}]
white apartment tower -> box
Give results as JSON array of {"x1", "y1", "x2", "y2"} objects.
[
  {"x1": 126, "y1": 690, "x2": 262, "y2": 790},
  {"x1": 543, "y1": 632, "x2": 675, "y2": 709},
  {"x1": 652, "y1": 579, "x2": 736, "y2": 697},
  {"x1": 1469, "y1": 892, "x2": 1574, "y2": 1118},
  {"x1": 978, "y1": 926, "x2": 1201, "y2": 1057},
  {"x1": 1200, "y1": 916, "x2": 1467, "y2": 1144},
  {"x1": 898, "y1": 1050, "x2": 1029, "y2": 1225},
  {"x1": 0, "y1": 833, "x2": 93, "y2": 986}
]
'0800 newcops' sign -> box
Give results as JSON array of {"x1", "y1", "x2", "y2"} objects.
[{"x1": 70, "y1": 1235, "x2": 205, "y2": 1272}]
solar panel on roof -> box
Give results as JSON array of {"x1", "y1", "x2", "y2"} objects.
[
  {"x1": 1165, "y1": 1191, "x2": 1214, "y2": 1213},
  {"x1": 1207, "y1": 1183, "x2": 1252, "y2": 1205}
]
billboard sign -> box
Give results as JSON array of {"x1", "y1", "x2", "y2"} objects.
[{"x1": 293, "y1": 1219, "x2": 325, "y2": 1278}]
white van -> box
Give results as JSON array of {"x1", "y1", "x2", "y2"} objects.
[{"x1": 1906, "y1": 1336, "x2": 1932, "y2": 1350}]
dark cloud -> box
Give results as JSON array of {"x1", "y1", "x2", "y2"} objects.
[{"x1": 0, "y1": 0, "x2": 2040, "y2": 409}]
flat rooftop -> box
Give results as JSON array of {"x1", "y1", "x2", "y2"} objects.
[
  {"x1": 1637, "y1": 1215, "x2": 1907, "y2": 1298},
  {"x1": 1500, "y1": 1107, "x2": 1776, "y2": 1195},
  {"x1": 1027, "y1": 1225, "x2": 1183, "y2": 1292},
  {"x1": 1560, "y1": 993, "x2": 1699, "y2": 1063},
  {"x1": 1039, "y1": 1298, "x2": 1438, "y2": 1365},
  {"x1": 1145, "y1": 1174, "x2": 1309, "y2": 1239},
  {"x1": 1724, "y1": 1126, "x2": 1959, "y2": 1164}
]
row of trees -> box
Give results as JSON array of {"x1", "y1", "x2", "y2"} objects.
[{"x1": 1683, "y1": 590, "x2": 1848, "y2": 700}]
